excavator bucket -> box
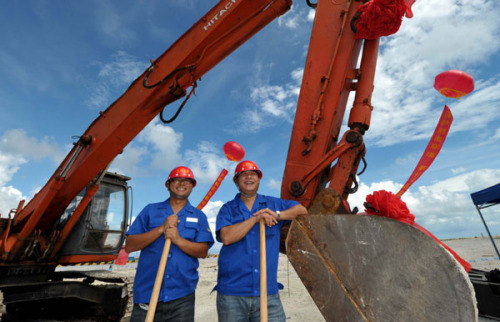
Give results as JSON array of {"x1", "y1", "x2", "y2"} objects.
[{"x1": 286, "y1": 190, "x2": 477, "y2": 321}]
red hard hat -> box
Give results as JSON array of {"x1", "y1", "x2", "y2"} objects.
[
  {"x1": 166, "y1": 166, "x2": 197, "y2": 187},
  {"x1": 233, "y1": 160, "x2": 263, "y2": 182}
]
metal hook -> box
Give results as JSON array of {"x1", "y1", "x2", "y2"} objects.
[{"x1": 306, "y1": 0, "x2": 317, "y2": 9}]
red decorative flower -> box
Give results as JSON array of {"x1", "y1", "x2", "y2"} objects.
[
  {"x1": 364, "y1": 190, "x2": 415, "y2": 224},
  {"x1": 353, "y1": 0, "x2": 407, "y2": 40}
]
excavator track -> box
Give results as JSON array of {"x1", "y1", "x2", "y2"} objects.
[
  {"x1": 0, "y1": 269, "x2": 131, "y2": 321},
  {"x1": 121, "y1": 273, "x2": 135, "y2": 321}
]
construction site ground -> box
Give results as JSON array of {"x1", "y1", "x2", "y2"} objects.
[{"x1": 118, "y1": 236, "x2": 499, "y2": 321}]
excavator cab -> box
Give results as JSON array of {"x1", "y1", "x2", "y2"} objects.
[
  {"x1": 0, "y1": 173, "x2": 131, "y2": 321},
  {"x1": 59, "y1": 172, "x2": 131, "y2": 259}
]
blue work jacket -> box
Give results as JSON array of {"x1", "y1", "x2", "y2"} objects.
[
  {"x1": 215, "y1": 193, "x2": 299, "y2": 296},
  {"x1": 126, "y1": 199, "x2": 214, "y2": 303}
]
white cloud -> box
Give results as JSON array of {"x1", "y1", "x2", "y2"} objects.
[
  {"x1": 451, "y1": 167, "x2": 466, "y2": 175},
  {"x1": 449, "y1": 80, "x2": 500, "y2": 134},
  {"x1": 493, "y1": 128, "x2": 500, "y2": 142},
  {"x1": 366, "y1": 0, "x2": 500, "y2": 147},
  {"x1": 202, "y1": 200, "x2": 224, "y2": 253},
  {"x1": 202, "y1": 200, "x2": 223, "y2": 218},
  {"x1": 0, "y1": 129, "x2": 63, "y2": 185},
  {"x1": 278, "y1": 6, "x2": 313, "y2": 29},
  {"x1": 0, "y1": 154, "x2": 25, "y2": 187},
  {"x1": 86, "y1": 51, "x2": 147, "y2": 110},
  {"x1": 94, "y1": 3, "x2": 124, "y2": 39},
  {"x1": 349, "y1": 168, "x2": 500, "y2": 238},
  {"x1": 242, "y1": 67, "x2": 303, "y2": 132},
  {"x1": 0, "y1": 129, "x2": 63, "y2": 162},
  {"x1": 251, "y1": 85, "x2": 293, "y2": 119},
  {"x1": 290, "y1": 68, "x2": 304, "y2": 83},
  {"x1": 92, "y1": 3, "x2": 143, "y2": 44},
  {"x1": 267, "y1": 178, "x2": 281, "y2": 191},
  {"x1": 110, "y1": 145, "x2": 150, "y2": 177},
  {"x1": 307, "y1": 8, "x2": 315, "y2": 22},
  {"x1": 0, "y1": 186, "x2": 26, "y2": 217},
  {"x1": 110, "y1": 120, "x2": 183, "y2": 175},
  {"x1": 143, "y1": 122, "x2": 184, "y2": 171},
  {"x1": 395, "y1": 153, "x2": 419, "y2": 167},
  {"x1": 111, "y1": 120, "x2": 234, "y2": 184},
  {"x1": 184, "y1": 141, "x2": 232, "y2": 185},
  {"x1": 0, "y1": 129, "x2": 63, "y2": 216},
  {"x1": 201, "y1": 200, "x2": 222, "y2": 238},
  {"x1": 348, "y1": 180, "x2": 403, "y2": 214},
  {"x1": 97, "y1": 51, "x2": 144, "y2": 87}
]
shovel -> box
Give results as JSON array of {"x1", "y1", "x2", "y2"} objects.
[
  {"x1": 260, "y1": 219, "x2": 268, "y2": 322},
  {"x1": 145, "y1": 238, "x2": 172, "y2": 322}
]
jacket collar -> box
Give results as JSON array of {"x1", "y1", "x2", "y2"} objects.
[
  {"x1": 157, "y1": 198, "x2": 195, "y2": 217},
  {"x1": 232, "y1": 193, "x2": 266, "y2": 212}
]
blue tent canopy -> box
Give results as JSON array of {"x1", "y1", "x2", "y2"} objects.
[
  {"x1": 470, "y1": 183, "x2": 500, "y2": 258},
  {"x1": 471, "y1": 183, "x2": 500, "y2": 207}
]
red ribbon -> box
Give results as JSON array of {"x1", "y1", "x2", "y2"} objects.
[
  {"x1": 196, "y1": 169, "x2": 228, "y2": 210},
  {"x1": 396, "y1": 106, "x2": 453, "y2": 197}
]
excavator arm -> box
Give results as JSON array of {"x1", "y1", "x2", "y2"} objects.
[
  {"x1": 280, "y1": 1, "x2": 477, "y2": 321},
  {"x1": 282, "y1": 0, "x2": 372, "y2": 205}
]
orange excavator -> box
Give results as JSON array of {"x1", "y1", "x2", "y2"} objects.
[{"x1": 0, "y1": 0, "x2": 479, "y2": 321}]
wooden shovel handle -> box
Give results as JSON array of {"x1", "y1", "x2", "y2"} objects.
[
  {"x1": 146, "y1": 238, "x2": 172, "y2": 322},
  {"x1": 260, "y1": 219, "x2": 268, "y2": 322}
]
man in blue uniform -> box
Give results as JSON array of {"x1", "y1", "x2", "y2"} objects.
[
  {"x1": 125, "y1": 166, "x2": 214, "y2": 322},
  {"x1": 215, "y1": 160, "x2": 308, "y2": 322}
]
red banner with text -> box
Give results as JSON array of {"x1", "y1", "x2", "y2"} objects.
[
  {"x1": 197, "y1": 169, "x2": 228, "y2": 210},
  {"x1": 396, "y1": 105, "x2": 453, "y2": 197}
]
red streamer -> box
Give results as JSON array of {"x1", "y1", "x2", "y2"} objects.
[
  {"x1": 396, "y1": 106, "x2": 453, "y2": 197},
  {"x1": 196, "y1": 169, "x2": 228, "y2": 210}
]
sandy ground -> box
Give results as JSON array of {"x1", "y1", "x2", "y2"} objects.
[
  {"x1": 109, "y1": 236, "x2": 500, "y2": 321},
  {"x1": 443, "y1": 237, "x2": 500, "y2": 271}
]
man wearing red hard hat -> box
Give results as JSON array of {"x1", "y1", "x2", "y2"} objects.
[
  {"x1": 125, "y1": 166, "x2": 214, "y2": 322},
  {"x1": 215, "y1": 160, "x2": 308, "y2": 322}
]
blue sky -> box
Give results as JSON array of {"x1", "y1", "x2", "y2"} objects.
[{"x1": 1, "y1": 0, "x2": 499, "y2": 248}]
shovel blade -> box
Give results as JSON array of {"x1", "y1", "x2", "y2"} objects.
[{"x1": 286, "y1": 214, "x2": 477, "y2": 322}]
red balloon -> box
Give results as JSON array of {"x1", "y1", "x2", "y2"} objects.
[
  {"x1": 223, "y1": 141, "x2": 245, "y2": 162},
  {"x1": 434, "y1": 70, "x2": 474, "y2": 99}
]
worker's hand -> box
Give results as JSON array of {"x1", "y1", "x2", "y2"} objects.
[
  {"x1": 253, "y1": 208, "x2": 278, "y2": 227},
  {"x1": 160, "y1": 214, "x2": 179, "y2": 237},
  {"x1": 166, "y1": 214, "x2": 179, "y2": 227},
  {"x1": 166, "y1": 225, "x2": 181, "y2": 244}
]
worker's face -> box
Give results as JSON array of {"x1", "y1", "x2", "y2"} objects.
[
  {"x1": 236, "y1": 170, "x2": 260, "y2": 196},
  {"x1": 168, "y1": 178, "x2": 194, "y2": 199}
]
